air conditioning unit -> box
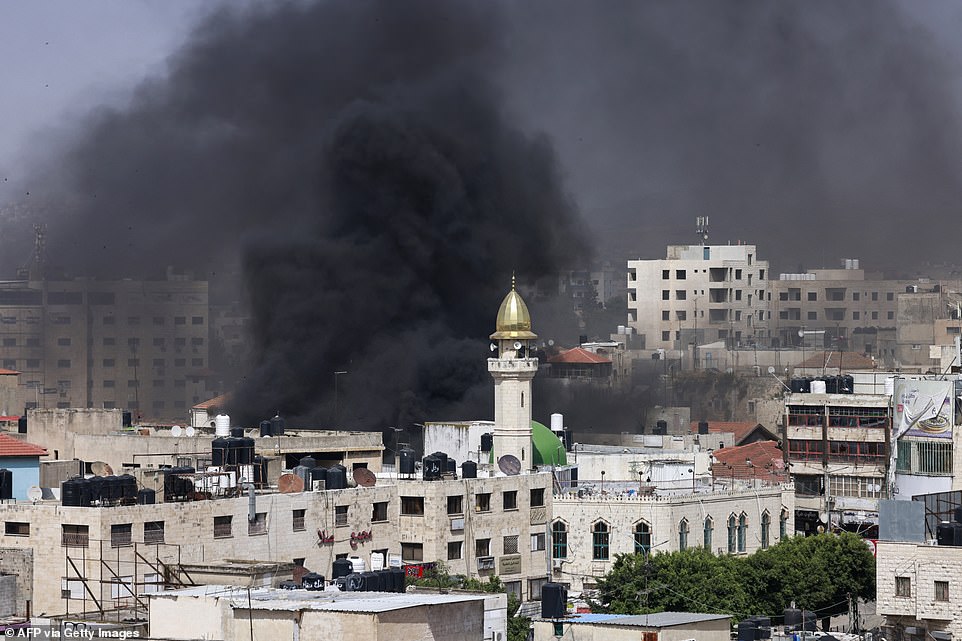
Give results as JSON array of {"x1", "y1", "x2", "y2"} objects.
[
  {"x1": 552, "y1": 558, "x2": 564, "y2": 571},
  {"x1": 450, "y1": 517, "x2": 465, "y2": 532}
]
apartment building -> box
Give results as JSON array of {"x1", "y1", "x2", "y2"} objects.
[
  {"x1": 877, "y1": 540, "x2": 959, "y2": 640},
  {"x1": 0, "y1": 277, "x2": 209, "y2": 421},
  {"x1": 627, "y1": 244, "x2": 771, "y2": 353}
]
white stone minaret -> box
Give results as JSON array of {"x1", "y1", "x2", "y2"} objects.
[{"x1": 488, "y1": 275, "x2": 538, "y2": 470}]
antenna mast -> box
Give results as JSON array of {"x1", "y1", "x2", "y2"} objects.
[{"x1": 695, "y1": 216, "x2": 709, "y2": 244}]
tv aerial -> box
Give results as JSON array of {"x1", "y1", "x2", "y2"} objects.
[
  {"x1": 767, "y1": 366, "x2": 776, "y2": 374},
  {"x1": 489, "y1": 343, "x2": 497, "y2": 352}
]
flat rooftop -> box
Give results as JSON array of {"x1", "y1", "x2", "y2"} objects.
[{"x1": 553, "y1": 612, "x2": 731, "y2": 628}]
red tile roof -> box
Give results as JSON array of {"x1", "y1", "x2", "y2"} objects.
[
  {"x1": 711, "y1": 440, "x2": 786, "y2": 483},
  {"x1": 690, "y1": 421, "x2": 776, "y2": 445},
  {"x1": 797, "y1": 351, "x2": 875, "y2": 370},
  {"x1": 547, "y1": 347, "x2": 611, "y2": 364},
  {"x1": 192, "y1": 392, "x2": 232, "y2": 411},
  {"x1": 0, "y1": 433, "x2": 48, "y2": 457},
  {"x1": 0, "y1": 369, "x2": 20, "y2": 376}
]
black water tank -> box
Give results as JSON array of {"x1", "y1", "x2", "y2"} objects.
[
  {"x1": 461, "y1": 461, "x2": 478, "y2": 479},
  {"x1": 801, "y1": 611, "x2": 816, "y2": 631},
  {"x1": 937, "y1": 522, "x2": 962, "y2": 546},
  {"x1": 326, "y1": 466, "x2": 347, "y2": 490},
  {"x1": 444, "y1": 457, "x2": 457, "y2": 476},
  {"x1": 422, "y1": 455, "x2": 442, "y2": 481},
  {"x1": 88, "y1": 476, "x2": 105, "y2": 504},
  {"x1": 953, "y1": 507, "x2": 962, "y2": 523},
  {"x1": 800, "y1": 377, "x2": 812, "y2": 393},
  {"x1": 332, "y1": 558, "x2": 354, "y2": 579},
  {"x1": 842, "y1": 375, "x2": 854, "y2": 393},
  {"x1": 737, "y1": 619, "x2": 758, "y2": 641},
  {"x1": 61, "y1": 476, "x2": 84, "y2": 506},
  {"x1": 480, "y1": 432, "x2": 493, "y2": 452},
  {"x1": 137, "y1": 488, "x2": 156, "y2": 505},
  {"x1": 102, "y1": 476, "x2": 120, "y2": 504},
  {"x1": 259, "y1": 420, "x2": 272, "y2": 437},
  {"x1": 783, "y1": 608, "x2": 802, "y2": 628},
  {"x1": 541, "y1": 583, "x2": 567, "y2": 618},
  {"x1": 299, "y1": 456, "x2": 317, "y2": 470},
  {"x1": 698, "y1": 421, "x2": 709, "y2": 434},
  {"x1": 790, "y1": 378, "x2": 804, "y2": 393},
  {"x1": 118, "y1": 474, "x2": 138, "y2": 503},
  {"x1": 230, "y1": 427, "x2": 244, "y2": 437},
  {"x1": 398, "y1": 447, "x2": 416, "y2": 475},
  {"x1": 824, "y1": 376, "x2": 839, "y2": 394},
  {"x1": 309, "y1": 467, "x2": 328, "y2": 489},
  {"x1": 0, "y1": 469, "x2": 11, "y2": 500},
  {"x1": 390, "y1": 566, "x2": 405, "y2": 593},
  {"x1": 211, "y1": 437, "x2": 231, "y2": 467},
  {"x1": 655, "y1": 420, "x2": 668, "y2": 435},
  {"x1": 373, "y1": 570, "x2": 389, "y2": 592},
  {"x1": 431, "y1": 451, "x2": 449, "y2": 473},
  {"x1": 271, "y1": 414, "x2": 285, "y2": 436},
  {"x1": 360, "y1": 571, "x2": 378, "y2": 592},
  {"x1": 122, "y1": 411, "x2": 132, "y2": 427},
  {"x1": 344, "y1": 573, "x2": 365, "y2": 592},
  {"x1": 279, "y1": 580, "x2": 300, "y2": 590},
  {"x1": 224, "y1": 437, "x2": 242, "y2": 466},
  {"x1": 301, "y1": 572, "x2": 325, "y2": 590},
  {"x1": 238, "y1": 437, "x2": 255, "y2": 465},
  {"x1": 17, "y1": 416, "x2": 26, "y2": 434},
  {"x1": 750, "y1": 616, "x2": 771, "y2": 639}
]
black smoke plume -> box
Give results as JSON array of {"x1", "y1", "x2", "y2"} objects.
[{"x1": 31, "y1": 1, "x2": 590, "y2": 427}]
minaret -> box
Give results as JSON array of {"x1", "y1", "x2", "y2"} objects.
[{"x1": 489, "y1": 275, "x2": 538, "y2": 470}]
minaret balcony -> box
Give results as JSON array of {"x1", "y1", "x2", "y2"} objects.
[{"x1": 487, "y1": 358, "x2": 539, "y2": 374}]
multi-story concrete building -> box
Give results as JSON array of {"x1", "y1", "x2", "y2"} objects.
[
  {"x1": 627, "y1": 244, "x2": 771, "y2": 353},
  {"x1": 550, "y1": 486, "x2": 794, "y2": 592},
  {"x1": 0, "y1": 276, "x2": 209, "y2": 422},
  {"x1": 876, "y1": 540, "x2": 959, "y2": 640}
]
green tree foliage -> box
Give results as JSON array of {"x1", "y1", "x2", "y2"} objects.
[{"x1": 594, "y1": 532, "x2": 874, "y2": 619}]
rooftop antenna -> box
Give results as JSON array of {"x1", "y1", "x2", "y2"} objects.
[
  {"x1": 695, "y1": 216, "x2": 709, "y2": 244},
  {"x1": 18, "y1": 223, "x2": 47, "y2": 280}
]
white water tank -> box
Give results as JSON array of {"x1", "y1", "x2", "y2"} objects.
[
  {"x1": 550, "y1": 413, "x2": 564, "y2": 433},
  {"x1": 370, "y1": 552, "x2": 385, "y2": 571},
  {"x1": 810, "y1": 380, "x2": 827, "y2": 394},
  {"x1": 617, "y1": 325, "x2": 626, "y2": 335},
  {"x1": 214, "y1": 414, "x2": 231, "y2": 437},
  {"x1": 348, "y1": 555, "x2": 365, "y2": 573}
]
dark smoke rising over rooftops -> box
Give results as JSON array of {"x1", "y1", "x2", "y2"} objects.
[{"x1": 10, "y1": 0, "x2": 962, "y2": 425}]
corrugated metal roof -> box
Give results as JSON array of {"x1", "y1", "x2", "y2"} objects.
[{"x1": 557, "y1": 612, "x2": 731, "y2": 627}]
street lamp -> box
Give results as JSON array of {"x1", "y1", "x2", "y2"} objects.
[{"x1": 333, "y1": 371, "x2": 347, "y2": 425}]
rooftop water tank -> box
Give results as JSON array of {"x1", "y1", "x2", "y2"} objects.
[
  {"x1": 461, "y1": 460, "x2": 478, "y2": 479},
  {"x1": 398, "y1": 447, "x2": 416, "y2": 475},
  {"x1": 214, "y1": 414, "x2": 231, "y2": 437},
  {"x1": 332, "y1": 558, "x2": 354, "y2": 579},
  {"x1": 550, "y1": 413, "x2": 564, "y2": 433}
]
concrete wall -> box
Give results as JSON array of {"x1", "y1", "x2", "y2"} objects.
[
  {"x1": 0, "y1": 573, "x2": 17, "y2": 618},
  {"x1": 0, "y1": 548, "x2": 32, "y2": 617},
  {"x1": 0, "y1": 374, "x2": 22, "y2": 418},
  {"x1": 424, "y1": 421, "x2": 494, "y2": 464},
  {"x1": 0, "y1": 457, "x2": 41, "y2": 500},
  {"x1": 533, "y1": 617, "x2": 731, "y2": 641},
  {"x1": 876, "y1": 541, "x2": 962, "y2": 638}
]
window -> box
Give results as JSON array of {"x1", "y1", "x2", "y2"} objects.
[
  {"x1": 248, "y1": 512, "x2": 267, "y2": 535},
  {"x1": 103, "y1": 380, "x2": 115, "y2": 388},
  {"x1": 727, "y1": 515, "x2": 736, "y2": 553},
  {"x1": 174, "y1": 316, "x2": 186, "y2": 325},
  {"x1": 476, "y1": 538, "x2": 491, "y2": 557},
  {"x1": 552, "y1": 522, "x2": 568, "y2": 559},
  {"x1": 476, "y1": 493, "x2": 491, "y2": 512},
  {"x1": 103, "y1": 316, "x2": 115, "y2": 325},
  {"x1": 191, "y1": 358, "x2": 204, "y2": 367},
  {"x1": 935, "y1": 580, "x2": 949, "y2": 602},
  {"x1": 25, "y1": 359, "x2": 39, "y2": 369},
  {"x1": 143, "y1": 573, "x2": 161, "y2": 594},
  {"x1": 531, "y1": 532, "x2": 546, "y2": 552},
  {"x1": 103, "y1": 358, "x2": 115, "y2": 367},
  {"x1": 737, "y1": 514, "x2": 747, "y2": 552},
  {"x1": 152, "y1": 380, "x2": 164, "y2": 388},
  {"x1": 662, "y1": 290, "x2": 670, "y2": 300},
  {"x1": 144, "y1": 521, "x2": 164, "y2": 544},
  {"x1": 761, "y1": 512, "x2": 771, "y2": 549},
  {"x1": 5, "y1": 522, "x2": 29, "y2": 536},
  {"x1": 26, "y1": 337, "x2": 40, "y2": 347},
  {"x1": 128, "y1": 358, "x2": 140, "y2": 367},
  {"x1": 401, "y1": 496, "x2": 425, "y2": 516},
  {"x1": 853, "y1": 292, "x2": 860, "y2": 301},
  {"x1": 887, "y1": 292, "x2": 894, "y2": 301},
  {"x1": 872, "y1": 311, "x2": 879, "y2": 320},
  {"x1": 448, "y1": 541, "x2": 463, "y2": 560},
  {"x1": 676, "y1": 269, "x2": 686, "y2": 280},
  {"x1": 293, "y1": 509, "x2": 306, "y2": 531},
  {"x1": 213, "y1": 515, "x2": 233, "y2": 538},
  {"x1": 127, "y1": 337, "x2": 140, "y2": 348},
  {"x1": 808, "y1": 311, "x2": 817, "y2": 320},
  {"x1": 62, "y1": 578, "x2": 86, "y2": 600},
  {"x1": 1, "y1": 338, "x2": 14, "y2": 347},
  {"x1": 191, "y1": 337, "x2": 204, "y2": 346},
  {"x1": 780, "y1": 509, "x2": 789, "y2": 539},
  {"x1": 128, "y1": 380, "x2": 139, "y2": 388},
  {"x1": 675, "y1": 290, "x2": 687, "y2": 300},
  {"x1": 503, "y1": 535, "x2": 519, "y2": 555},
  {"x1": 63, "y1": 524, "x2": 89, "y2": 548},
  {"x1": 853, "y1": 312, "x2": 860, "y2": 320},
  {"x1": 175, "y1": 358, "x2": 186, "y2": 367},
  {"x1": 110, "y1": 575, "x2": 134, "y2": 600},
  {"x1": 335, "y1": 505, "x2": 348, "y2": 526},
  {"x1": 679, "y1": 519, "x2": 689, "y2": 551},
  {"x1": 402, "y1": 542, "x2": 424, "y2": 562},
  {"x1": 662, "y1": 270, "x2": 670, "y2": 279},
  {"x1": 807, "y1": 292, "x2": 817, "y2": 301},
  {"x1": 529, "y1": 577, "x2": 548, "y2": 600},
  {"x1": 888, "y1": 311, "x2": 894, "y2": 320},
  {"x1": 662, "y1": 310, "x2": 670, "y2": 321},
  {"x1": 2, "y1": 359, "x2": 15, "y2": 369},
  {"x1": 57, "y1": 337, "x2": 71, "y2": 346},
  {"x1": 175, "y1": 337, "x2": 186, "y2": 347},
  {"x1": 57, "y1": 359, "x2": 71, "y2": 368},
  {"x1": 554, "y1": 622, "x2": 564, "y2": 637},
  {"x1": 530, "y1": 488, "x2": 545, "y2": 507},
  {"x1": 503, "y1": 491, "x2": 518, "y2": 510},
  {"x1": 895, "y1": 576, "x2": 911, "y2": 597},
  {"x1": 127, "y1": 316, "x2": 140, "y2": 326},
  {"x1": 444, "y1": 495, "x2": 463, "y2": 515},
  {"x1": 111, "y1": 523, "x2": 132, "y2": 548},
  {"x1": 634, "y1": 522, "x2": 651, "y2": 556},
  {"x1": 372, "y1": 502, "x2": 388, "y2": 522},
  {"x1": 676, "y1": 310, "x2": 687, "y2": 321},
  {"x1": 191, "y1": 316, "x2": 204, "y2": 325},
  {"x1": 592, "y1": 522, "x2": 610, "y2": 560},
  {"x1": 662, "y1": 331, "x2": 671, "y2": 341},
  {"x1": 704, "y1": 517, "x2": 713, "y2": 549}
]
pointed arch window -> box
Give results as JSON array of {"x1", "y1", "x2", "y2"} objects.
[
  {"x1": 679, "y1": 519, "x2": 689, "y2": 551},
  {"x1": 737, "y1": 513, "x2": 747, "y2": 553},
  {"x1": 727, "y1": 514, "x2": 736, "y2": 553},
  {"x1": 761, "y1": 512, "x2": 771, "y2": 549},
  {"x1": 592, "y1": 522, "x2": 610, "y2": 560},
  {"x1": 703, "y1": 517, "x2": 713, "y2": 550},
  {"x1": 633, "y1": 522, "x2": 651, "y2": 556},
  {"x1": 780, "y1": 508, "x2": 789, "y2": 539},
  {"x1": 551, "y1": 521, "x2": 567, "y2": 559}
]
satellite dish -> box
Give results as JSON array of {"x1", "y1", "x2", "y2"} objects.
[
  {"x1": 90, "y1": 461, "x2": 114, "y2": 477},
  {"x1": 171, "y1": 425, "x2": 183, "y2": 437},
  {"x1": 185, "y1": 426, "x2": 196, "y2": 437},
  {"x1": 26, "y1": 486, "x2": 42, "y2": 502},
  {"x1": 819, "y1": 511, "x2": 829, "y2": 524},
  {"x1": 513, "y1": 341, "x2": 523, "y2": 350},
  {"x1": 767, "y1": 366, "x2": 776, "y2": 374},
  {"x1": 798, "y1": 329, "x2": 806, "y2": 338},
  {"x1": 498, "y1": 454, "x2": 522, "y2": 476},
  {"x1": 548, "y1": 339, "x2": 554, "y2": 346},
  {"x1": 278, "y1": 473, "x2": 305, "y2": 494},
  {"x1": 489, "y1": 343, "x2": 497, "y2": 352},
  {"x1": 353, "y1": 467, "x2": 377, "y2": 487}
]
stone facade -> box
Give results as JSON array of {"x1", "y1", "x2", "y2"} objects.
[
  {"x1": 0, "y1": 470, "x2": 552, "y2": 615},
  {"x1": 551, "y1": 486, "x2": 795, "y2": 591},
  {"x1": 876, "y1": 541, "x2": 961, "y2": 638}
]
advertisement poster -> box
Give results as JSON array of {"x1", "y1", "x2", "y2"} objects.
[{"x1": 893, "y1": 378, "x2": 954, "y2": 440}]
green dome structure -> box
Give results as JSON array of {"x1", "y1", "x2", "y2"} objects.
[{"x1": 531, "y1": 420, "x2": 567, "y2": 466}]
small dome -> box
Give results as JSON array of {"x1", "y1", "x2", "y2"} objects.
[{"x1": 490, "y1": 276, "x2": 538, "y2": 340}]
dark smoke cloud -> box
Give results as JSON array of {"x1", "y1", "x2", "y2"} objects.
[{"x1": 29, "y1": 0, "x2": 589, "y2": 427}]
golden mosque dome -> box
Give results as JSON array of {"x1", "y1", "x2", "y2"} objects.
[{"x1": 490, "y1": 275, "x2": 538, "y2": 340}]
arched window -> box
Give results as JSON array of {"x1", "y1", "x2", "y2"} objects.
[
  {"x1": 679, "y1": 519, "x2": 689, "y2": 551},
  {"x1": 737, "y1": 513, "x2": 747, "y2": 553},
  {"x1": 551, "y1": 521, "x2": 568, "y2": 559},
  {"x1": 703, "y1": 517, "x2": 713, "y2": 550},
  {"x1": 761, "y1": 512, "x2": 771, "y2": 549},
  {"x1": 727, "y1": 514, "x2": 736, "y2": 554},
  {"x1": 592, "y1": 522, "x2": 610, "y2": 560},
  {"x1": 633, "y1": 522, "x2": 652, "y2": 556},
  {"x1": 780, "y1": 508, "x2": 789, "y2": 539}
]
